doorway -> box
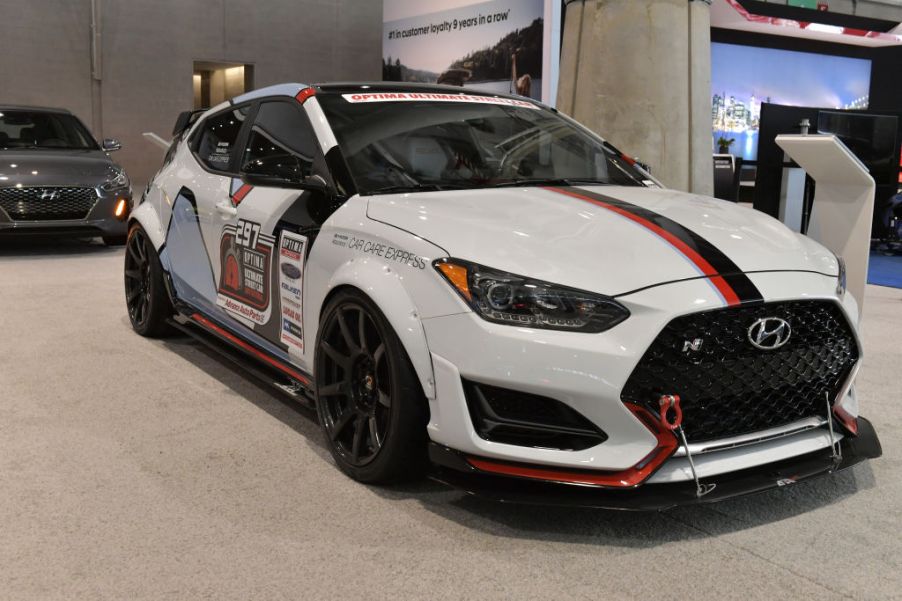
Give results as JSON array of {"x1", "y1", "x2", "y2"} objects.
[{"x1": 193, "y1": 61, "x2": 254, "y2": 109}]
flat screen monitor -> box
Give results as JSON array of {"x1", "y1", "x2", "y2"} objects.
[
  {"x1": 712, "y1": 42, "x2": 872, "y2": 161},
  {"x1": 817, "y1": 111, "x2": 899, "y2": 186}
]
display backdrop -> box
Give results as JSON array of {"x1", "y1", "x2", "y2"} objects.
[
  {"x1": 382, "y1": 0, "x2": 560, "y2": 104},
  {"x1": 711, "y1": 41, "x2": 872, "y2": 161}
]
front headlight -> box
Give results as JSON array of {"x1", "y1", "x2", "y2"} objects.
[
  {"x1": 101, "y1": 166, "x2": 130, "y2": 191},
  {"x1": 434, "y1": 259, "x2": 630, "y2": 333}
]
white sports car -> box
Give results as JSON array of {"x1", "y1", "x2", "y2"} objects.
[{"x1": 126, "y1": 83, "x2": 881, "y2": 509}]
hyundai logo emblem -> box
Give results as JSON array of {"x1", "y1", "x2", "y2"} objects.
[
  {"x1": 747, "y1": 317, "x2": 791, "y2": 350},
  {"x1": 39, "y1": 189, "x2": 58, "y2": 201}
]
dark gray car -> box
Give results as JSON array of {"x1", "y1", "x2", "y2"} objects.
[{"x1": 0, "y1": 105, "x2": 131, "y2": 244}]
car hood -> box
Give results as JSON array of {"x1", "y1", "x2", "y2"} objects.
[
  {"x1": 365, "y1": 185, "x2": 838, "y2": 296},
  {"x1": 0, "y1": 149, "x2": 117, "y2": 187}
]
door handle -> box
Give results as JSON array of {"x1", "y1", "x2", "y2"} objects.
[{"x1": 215, "y1": 200, "x2": 238, "y2": 218}]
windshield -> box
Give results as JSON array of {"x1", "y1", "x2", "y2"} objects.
[
  {"x1": 0, "y1": 110, "x2": 98, "y2": 150},
  {"x1": 316, "y1": 93, "x2": 649, "y2": 194}
]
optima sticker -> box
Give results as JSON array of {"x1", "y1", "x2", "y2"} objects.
[
  {"x1": 216, "y1": 219, "x2": 274, "y2": 325},
  {"x1": 278, "y1": 231, "x2": 307, "y2": 356},
  {"x1": 341, "y1": 92, "x2": 539, "y2": 109}
]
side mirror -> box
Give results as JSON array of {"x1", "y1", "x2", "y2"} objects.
[
  {"x1": 241, "y1": 154, "x2": 328, "y2": 193},
  {"x1": 634, "y1": 158, "x2": 651, "y2": 174},
  {"x1": 102, "y1": 138, "x2": 122, "y2": 152}
]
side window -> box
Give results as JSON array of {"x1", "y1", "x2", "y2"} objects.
[
  {"x1": 241, "y1": 101, "x2": 316, "y2": 177},
  {"x1": 194, "y1": 106, "x2": 250, "y2": 172}
]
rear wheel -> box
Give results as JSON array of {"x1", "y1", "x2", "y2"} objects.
[
  {"x1": 315, "y1": 290, "x2": 429, "y2": 484},
  {"x1": 124, "y1": 224, "x2": 173, "y2": 337}
]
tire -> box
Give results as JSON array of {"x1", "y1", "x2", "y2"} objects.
[
  {"x1": 124, "y1": 223, "x2": 174, "y2": 338},
  {"x1": 103, "y1": 235, "x2": 127, "y2": 246},
  {"x1": 315, "y1": 289, "x2": 429, "y2": 484}
]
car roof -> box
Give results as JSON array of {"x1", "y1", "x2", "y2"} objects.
[
  {"x1": 0, "y1": 104, "x2": 72, "y2": 114},
  {"x1": 229, "y1": 82, "x2": 541, "y2": 107}
]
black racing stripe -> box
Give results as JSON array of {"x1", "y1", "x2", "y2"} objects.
[
  {"x1": 721, "y1": 272, "x2": 764, "y2": 304},
  {"x1": 568, "y1": 186, "x2": 764, "y2": 305}
]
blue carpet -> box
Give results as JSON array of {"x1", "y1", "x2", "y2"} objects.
[{"x1": 868, "y1": 252, "x2": 902, "y2": 288}]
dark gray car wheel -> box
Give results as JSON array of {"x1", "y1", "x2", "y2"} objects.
[
  {"x1": 315, "y1": 289, "x2": 429, "y2": 484},
  {"x1": 124, "y1": 224, "x2": 173, "y2": 337}
]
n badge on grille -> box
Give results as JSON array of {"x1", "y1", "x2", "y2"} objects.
[{"x1": 682, "y1": 338, "x2": 703, "y2": 354}]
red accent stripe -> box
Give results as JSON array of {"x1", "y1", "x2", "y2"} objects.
[
  {"x1": 190, "y1": 313, "x2": 310, "y2": 385},
  {"x1": 232, "y1": 183, "x2": 252, "y2": 206},
  {"x1": 467, "y1": 404, "x2": 678, "y2": 488},
  {"x1": 295, "y1": 87, "x2": 316, "y2": 103},
  {"x1": 833, "y1": 404, "x2": 859, "y2": 436},
  {"x1": 545, "y1": 186, "x2": 742, "y2": 306}
]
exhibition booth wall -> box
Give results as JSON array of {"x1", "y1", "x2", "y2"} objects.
[{"x1": 0, "y1": 0, "x2": 382, "y2": 187}]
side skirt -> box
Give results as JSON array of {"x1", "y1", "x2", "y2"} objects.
[{"x1": 167, "y1": 312, "x2": 317, "y2": 408}]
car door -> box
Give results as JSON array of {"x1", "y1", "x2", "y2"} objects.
[
  {"x1": 165, "y1": 103, "x2": 252, "y2": 315},
  {"x1": 214, "y1": 98, "x2": 333, "y2": 366}
]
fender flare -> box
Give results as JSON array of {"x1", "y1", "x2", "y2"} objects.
[
  {"x1": 311, "y1": 258, "x2": 436, "y2": 400},
  {"x1": 128, "y1": 201, "x2": 167, "y2": 251}
]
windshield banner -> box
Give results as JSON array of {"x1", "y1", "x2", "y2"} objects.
[{"x1": 341, "y1": 92, "x2": 539, "y2": 108}]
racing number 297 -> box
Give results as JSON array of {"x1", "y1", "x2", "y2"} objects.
[{"x1": 236, "y1": 219, "x2": 261, "y2": 249}]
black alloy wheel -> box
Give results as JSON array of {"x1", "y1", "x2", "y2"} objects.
[
  {"x1": 124, "y1": 224, "x2": 173, "y2": 337},
  {"x1": 316, "y1": 290, "x2": 428, "y2": 483}
]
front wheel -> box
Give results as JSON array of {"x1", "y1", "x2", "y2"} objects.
[
  {"x1": 315, "y1": 290, "x2": 429, "y2": 484},
  {"x1": 124, "y1": 224, "x2": 174, "y2": 337}
]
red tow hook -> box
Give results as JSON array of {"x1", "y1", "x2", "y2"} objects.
[
  {"x1": 658, "y1": 394, "x2": 715, "y2": 499},
  {"x1": 659, "y1": 394, "x2": 683, "y2": 431}
]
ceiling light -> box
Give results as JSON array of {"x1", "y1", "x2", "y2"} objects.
[{"x1": 805, "y1": 23, "x2": 844, "y2": 35}]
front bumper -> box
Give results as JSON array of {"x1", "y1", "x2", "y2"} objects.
[
  {"x1": 428, "y1": 417, "x2": 882, "y2": 510},
  {"x1": 422, "y1": 271, "x2": 860, "y2": 474},
  {"x1": 0, "y1": 189, "x2": 130, "y2": 237}
]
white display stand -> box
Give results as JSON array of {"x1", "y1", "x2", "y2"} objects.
[{"x1": 775, "y1": 134, "x2": 875, "y2": 315}]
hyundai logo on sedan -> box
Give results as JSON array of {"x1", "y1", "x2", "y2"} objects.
[
  {"x1": 40, "y1": 189, "x2": 58, "y2": 201},
  {"x1": 748, "y1": 317, "x2": 792, "y2": 350}
]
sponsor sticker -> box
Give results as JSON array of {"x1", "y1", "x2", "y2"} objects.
[
  {"x1": 216, "y1": 219, "x2": 274, "y2": 325},
  {"x1": 338, "y1": 233, "x2": 427, "y2": 270},
  {"x1": 341, "y1": 92, "x2": 539, "y2": 109},
  {"x1": 278, "y1": 231, "x2": 307, "y2": 356}
]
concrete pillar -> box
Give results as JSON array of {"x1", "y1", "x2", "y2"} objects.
[{"x1": 558, "y1": 0, "x2": 714, "y2": 195}]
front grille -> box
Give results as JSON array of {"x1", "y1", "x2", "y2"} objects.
[
  {"x1": 621, "y1": 300, "x2": 858, "y2": 443},
  {"x1": 464, "y1": 380, "x2": 608, "y2": 451},
  {"x1": 0, "y1": 186, "x2": 99, "y2": 221}
]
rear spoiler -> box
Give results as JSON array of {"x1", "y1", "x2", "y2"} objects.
[{"x1": 172, "y1": 109, "x2": 206, "y2": 137}]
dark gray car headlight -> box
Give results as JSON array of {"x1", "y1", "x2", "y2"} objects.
[
  {"x1": 434, "y1": 259, "x2": 629, "y2": 333},
  {"x1": 100, "y1": 166, "x2": 130, "y2": 192}
]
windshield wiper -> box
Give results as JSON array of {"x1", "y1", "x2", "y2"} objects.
[
  {"x1": 368, "y1": 183, "x2": 447, "y2": 195},
  {"x1": 487, "y1": 178, "x2": 610, "y2": 188},
  {"x1": 368, "y1": 182, "x2": 480, "y2": 195}
]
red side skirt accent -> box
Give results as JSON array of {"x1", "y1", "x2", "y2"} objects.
[{"x1": 190, "y1": 313, "x2": 310, "y2": 385}]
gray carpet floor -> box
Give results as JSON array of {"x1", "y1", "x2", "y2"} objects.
[{"x1": 1, "y1": 237, "x2": 900, "y2": 601}]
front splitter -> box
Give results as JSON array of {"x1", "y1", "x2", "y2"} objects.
[{"x1": 428, "y1": 417, "x2": 882, "y2": 511}]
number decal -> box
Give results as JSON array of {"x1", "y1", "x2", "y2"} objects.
[{"x1": 236, "y1": 219, "x2": 261, "y2": 249}]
